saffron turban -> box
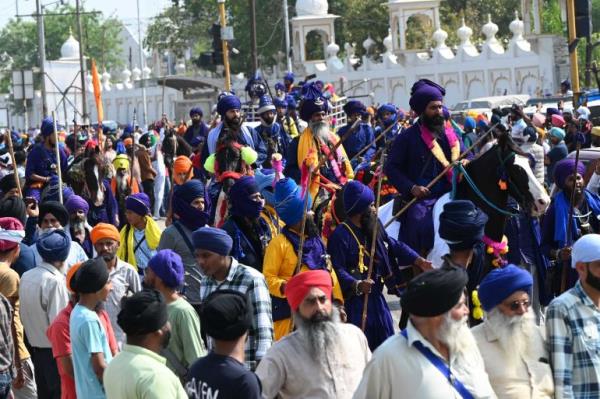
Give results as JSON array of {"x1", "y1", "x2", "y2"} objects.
[
  {"x1": 551, "y1": 114, "x2": 565, "y2": 128},
  {"x1": 286, "y1": 270, "x2": 333, "y2": 311},
  {"x1": 66, "y1": 261, "x2": 83, "y2": 293},
  {"x1": 173, "y1": 156, "x2": 193, "y2": 185},
  {"x1": 401, "y1": 266, "x2": 468, "y2": 317},
  {"x1": 123, "y1": 138, "x2": 133, "y2": 147},
  {"x1": 90, "y1": 223, "x2": 120, "y2": 245},
  {"x1": 0, "y1": 217, "x2": 24, "y2": 251},
  {"x1": 554, "y1": 158, "x2": 586, "y2": 190},
  {"x1": 477, "y1": 264, "x2": 533, "y2": 311},
  {"x1": 126, "y1": 193, "x2": 151, "y2": 216},
  {"x1": 36, "y1": 229, "x2": 71, "y2": 263},
  {"x1": 439, "y1": 200, "x2": 488, "y2": 251},
  {"x1": 217, "y1": 94, "x2": 242, "y2": 117},
  {"x1": 572, "y1": 234, "x2": 600, "y2": 268},
  {"x1": 409, "y1": 79, "x2": 445, "y2": 115},
  {"x1": 192, "y1": 227, "x2": 233, "y2": 256},
  {"x1": 148, "y1": 249, "x2": 184, "y2": 288},
  {"x1": 343, "y1": 180, "x2": 374, "y2": 217},
  {"x1": 65, "y1": 194, "x2": 89, "y2": 216}
]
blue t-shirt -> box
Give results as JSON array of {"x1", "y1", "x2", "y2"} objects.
[
  {"x1": 70, "y1": 304, "x2": 113, "y2": 399},
  {"x1": 186, "y1": 352, "x2": 261, "y2": 399}
]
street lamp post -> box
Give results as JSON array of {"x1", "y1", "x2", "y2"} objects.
[{"x1": 35, "y1": 0, "x2": 48, "y2": 116}]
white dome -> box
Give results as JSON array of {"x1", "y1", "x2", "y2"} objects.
[
  {"x1": 60, "y1": 33, "x2": 80, "y2": 60},
  {"x1": 296, "y1": 0, "x2": 328, "y2": 16}
]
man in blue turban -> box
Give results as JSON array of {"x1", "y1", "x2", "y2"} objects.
[
  {"x1": 283, "y1": 72, "x2": 295, "y2": 93},
  {"x1": 542, "y1": 158, "x2": 600, "y2": 292},
  {"x1": 471, "y1": 265, "x2": 553, "y2": 397},
  {"x1": 255, "y1": 95, "x2": 291, "y2": 168},
  {"x1": 545, "y1": 127, "x2": 568, "y2": 185},
  {"x1": 206, "y1": 92, "x2": 267, "y2": 166},
  {"x1": 25, "y1": 117, "x2": 68, "y2": 201},
  {"x1": 184, "y1": 106, "x2": 209, "y2": 146},
  {"x1": 254, "y1": 169, "x2": 283, "y2": 236},
  {"x1": 327, "y1": 180, "x2": 428, "y2": 349},
  {"x1": 222, "y1": 176, "x2": 272, "y2": 272},
  {"x1": 375, "y1": 103, "x2": 401, "y2": 147},
  {"x1": 338, "y1": 101, "x2": 375, "y2": 167},
  {"x1": 385, "y1": 79, "x2": 464, "y2": 254}
]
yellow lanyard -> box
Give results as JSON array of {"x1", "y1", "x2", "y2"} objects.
[{"x1": 340, "y1": 222, "x2": 367, "y2": 274}]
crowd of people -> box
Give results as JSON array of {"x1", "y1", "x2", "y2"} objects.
[{"x1": 0, "y1": 72, "x2": 598, "y2": 399}]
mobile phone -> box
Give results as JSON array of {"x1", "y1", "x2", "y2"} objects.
[{"x1": 24, "y1": 197, "x2": 37, "y2": 209}]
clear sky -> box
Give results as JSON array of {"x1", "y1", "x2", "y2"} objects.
[{"x1": 0, "y1": 0, "x2": 171, "y2": 30}]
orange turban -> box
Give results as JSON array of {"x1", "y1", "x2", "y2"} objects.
[
  {"x1": 90, "y1": 223, "x2": 120, "y2": 245},
  {"x1": 173, "y1": 156, "x2": 193, "y2": 185},
  {"x1": 286, "y1": 270, "x2": 333, "y2": 311},
  {"x1": 123, "y1": 138, "x2": 133, "y2": 146},
  {"x1": 66, "y1": 262, "x2": 83, "y2": 293}
]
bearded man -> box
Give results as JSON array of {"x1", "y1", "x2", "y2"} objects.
[
  {"x1": 284, "y1": 84, "x2": 353, "y2": 200},
  {"x1": 472, "y1": 264, "x2": 554, "y2": 398},
  {"x1": 337, "y1": 101, "x2": 375, "y2": 167},
  {"x1": 256, "y1": 270, "x2": 371, "y2": 399},
  {"x1": 65, "y1": 194, "x2": 94, "y2": 258},
  {"x1": 206, "y1": 92, "x2": 267, "y2": 166},
  {"x1": 254, "y1": 95, "x2": 290, "y2": 169},
  {"x1": 184, "y1": 107, "x2": 209, "y2": 146},
  {"x1": 327, "y1": 181, "x2": 430, "y2": 350},
  {"x1": 374, "y1": 103, "x2": 402, "y2": 149},
  {"x1": 385, "y1": 79, "x2": 465, "y2": 254},
  {"x1": 274, "y1": 98, "x2": 299, "y2": 139},
  {"x1": 541, "y1": 158, "x2": 600, "y2": 292},
  {"x1": 110, "y1": 154, "x2": 139, "y2": 228},
  {"x1": 354, "y1": 266, "x2": 496, "y2": 399}
]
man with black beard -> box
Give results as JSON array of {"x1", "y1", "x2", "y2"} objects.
[
  {"x1": 354, "y1": 266, "x2": 495, "y2": 399},
  {"x1": 327, "y1": 181, "x2": 430, "y2": 350},
  {"x1": 385, "y1": 79, "x2": 464, "y2": 255},
  {"x1": 104, "y1": 289, "x2": 188, "y2": 398},
  {"x1": 206, "y1": 92, "x2": 267, "y2": 166},
  {"x1": 473, "y1": 265, "x2": 554, "y2": 398},
  {"x1": 546, "y1": 234, "x2": 600, "y2": 398},
  {"x1": 254, "y1": 95, "x2": 290, "y2": 168},
  {"x1": 183, "y1": 107, "x2": 209, "y2": 146},
  {"x1": 256, "y1": 270, "x2": 371, "y2": 399}
]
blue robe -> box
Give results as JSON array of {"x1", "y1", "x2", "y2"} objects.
[
  {"x1": 327, "y1": 220, "x2": 418, "y2": 350},
  {"x1": 222, "y1": 216, "x2": 272, "y2": 272},
  {"x1": 375, "y1": 123, "x2": 401, "y2": 150},
  {"x1": 183, "y1": 122, "x2": 209, "y2": 146},
  {"x1": 25, "y1": 143, "x2": 68, "y2": 200},
  {"x1": 254, "y1": 123, "x2": 290, "y2": 168},
  {"x1": 338, "y1": 122, "x2": 376, "y2": 167}
]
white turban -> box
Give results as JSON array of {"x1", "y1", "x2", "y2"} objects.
[{"x1": 572, "y1": 234, "x2": 600, "y2": 268}]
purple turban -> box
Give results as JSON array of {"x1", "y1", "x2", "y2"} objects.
[
  {"x1": 148, "y1": 249, "x2": 184, "y2": 288},
  {"x1": 286, "y1": 95, "x2": 298, "y2": 110},
  {"x1": 478, "y1": 264, "x2": 533, "y2": 311},
  {"x1": 257, "y1": 95, "x2": 276, "y2": 115},
  {"x1": 299, "y1": 83, "x2": 329, "y2": 122},
  {"x1": 190, "y1": 107, "x2": 203, "y2": 117},
  {"x1": 228, "y1": 176, "x2": 262, "y2": 219},
  {"x1": 217, "y1": 94, "x2": 242, "y2": 117},
  {"x1": 64, "y1": 194, "x2": 89, "y2": 216},
  {"x1": 274, "y1": 98, "x2": 287, "y2": 109},
  {"x1": 275, "y1": 82, "x2": 285, "y2": 91},
  {"x1": 546, "y1": 107, "x2": 560, "y2": 117},
  {"x1": 126, "y1": 193, "x2": 151, "y2": 216},
  {"x1": 343, "y1": 181, "x2": 375, "y2": 217},
  {"x1": 41, "y1": 117, "x2": 55, "y2": 137},
  {"x1": 409, "y1": 79, "x2": 445, "y2": 115},
  {"x1": 442, "y1": 105, "x2": 450, "y2": 120},
  {"x1": 554, "y1": 158, "x2": 586, "y2": 190},
  {"x1": 343, "y1": 100, "x2": 366, "y2": 116},
  {"x1": 284, "y1": 72, "x2": 295, "y2": 83}
]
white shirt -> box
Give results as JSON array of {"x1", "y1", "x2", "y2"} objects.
[
  {"x1": 256, "y1": 322, "x2": 370, "y2": 399},
  {"x1": 19, "y1": 261, "x2": 69, "y2": 348},
  {"x1": 353, "y1": 321, "x2": 496, "y2": 399},
  {"x1": 103, "y1": 259, "x2": 141, "y2": 346},
  {"x1": 472, "y1": 321, "x2": 554, "y2": 399},
  {"x1": 31, "y1": 241, "x2": 88, "y2": 272}
]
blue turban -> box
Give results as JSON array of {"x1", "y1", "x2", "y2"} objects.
[
  {"x1": 192, "y1": 227, "x2": 233, "y2": 256},
  {"x1": 41, "y1": 117, "x2": 55, "y2": 137},
  {"x1": 299, "y1": 83, "x2": 329, "y2": 122},
  {"x1": 190, "y1": 107, "x2": 203, "y2": 117},
  {"x1": 274, "y1": 178, "x2": 310, "y2": 226},
  {"x1": 36, "y1": 229, "x2": 71, "y2": 263},
  {"x1": 275, "y1": 82, "x2": 285, "y2": 91},
  {"x1": 148, "y1": 249, "x2": 184, "y2": 288},
  {"x1": 549, "y1": 127, "x2": 565, "y2": 141},
  {"x1": 554, "y1": 158, "x2": 586, "y2": 190},
  {"x1": 254, "y1": 169, "x2": 277, "y2": 206},
  {"x1": 464, "y1": 117, "x2": 476, "y2": 131},
  {"x1": 123, "y1": 124, "x2": 134, "y2": 136},
  {"x1": 523, "y1": 126, "x2": 538, "y2": 143},
  {"x1": 546, "y1": 107, "x2": 560, "y2": 117},
  {"x1": 377, "y1": 103, "x2": 398, "y2": 127},
  {"x1": 257, "y1": 95, "x2": 276, "y2": 115},
  {"x1": 172, "y1": 179, "x2": 208, "y2": 231},
  {"x1": 286, "y1": 95, "x2": 298, "y2": 110},
  {"x1": 228, "y1": 175, "x2": 262, "y2": 219},
  {"x1": 274, "y1": 98, "x2": 287, "y2": 109},
  {"x1": 343, "y1": 100, "x2": 366, "y2": 116},
  {"x1": 477, "y1": 119, "x2": 489, "y2": 131},
  {"x1": 176, "y1": 179, "x2": 205, "y2": 204},
  {"x1": 126, "y1": 193, "x2": 151, "y2": 216},
  {"x1": 284, "y1": 72, "x2": 295, "y2": 82},
  {"x1": 478, "y1": 264, "x2": 533, "y2": 311},
  {"x1": 343, "y1": 181, "x2": 375, "y2": 217},
  {"x1": 217, "y1": 94, "x2": 242, "y2": 117},
  {"x1": 409, "y1": 79, "x2": 445, "y2": 115},
  {"x1": 65, "y1": 194, "x2": 89, "y2": 216},
  {"x1": 439, "y1": 200, "x2": 488, "y2": 250}
]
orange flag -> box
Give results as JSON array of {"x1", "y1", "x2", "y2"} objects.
[{"x1": 91, "y1": 59, "x2": 103, "y2": 123}]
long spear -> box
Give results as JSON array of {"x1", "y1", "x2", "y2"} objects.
[
  {"x1": 361, "y1": 150, "x2": 386, "y2": 331},
  {"x1": 383, "y1": 123, "x2": 497, "y2": 228},
  {"x1": 348, "y1": 121, "x2": 398, "y2": 164},
  {"x1": 51, "y1": 111, "x2": 64, "y2": 204}
]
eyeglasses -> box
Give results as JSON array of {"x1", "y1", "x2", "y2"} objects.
[{"x1": 506, "y1": 299, "x2": 530, "y2": 311}]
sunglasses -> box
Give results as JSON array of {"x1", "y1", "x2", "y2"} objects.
[{"x1": 506, "y1": 299, "x2": 530, "y2": 311}]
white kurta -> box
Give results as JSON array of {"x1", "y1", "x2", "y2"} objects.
[{"x1": 353, "y1": 321, "x2": 497, "y2": 399}]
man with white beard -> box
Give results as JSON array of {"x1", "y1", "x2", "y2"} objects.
[
  {"x1": 353, "y1": 266, "x2": 496, "y2": 399},
  {"x1": 472, "y1": 264, "x2": 554, "y2": 398},
  {"x1": 256, "y1": 270, "x2": 371, "y2": 399}
]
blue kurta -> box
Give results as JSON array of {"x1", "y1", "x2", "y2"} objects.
[
  {"x1": 222, "y1": 216, "x2": 272, "y2": 272},
  {"x1": 25, "y1": 142, "x2": 68, "y2": 200},
  {"x1": 183, "y1": 122, "x2": 209, "y2": 146},
  {"x1": 338, "y1": 122, "x2": 376, "y2": 166},
  {"x1": 327, "y1": 220, "x2": 418, "y2": 350},
  {"x1": 254, "y1": 123, "x2": 290, "y2": 168}
]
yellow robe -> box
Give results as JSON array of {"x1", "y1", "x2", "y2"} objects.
[
  {"x1": 260, "y1": 206, "x2": 284, "y2": 238},
  {"x1": 263, "y1": 233, "x2": 344, "y2": 341}
]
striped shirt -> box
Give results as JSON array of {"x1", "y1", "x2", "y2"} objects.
[
  {"x1": 546, "y1": 281, "x2": 600, "y2": 399},
  {"x1": 200, "y1": 258, "x2": 273, "y2": 370}
]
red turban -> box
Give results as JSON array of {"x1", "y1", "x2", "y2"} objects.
[
  {"x1": 90, "y1": 223, "x2": 120, "y2": 245},
  {"x1": 0, "y1": 217, "x2": 24, "y2": 251},
  {"x1": 286, "y1": 270, "x2": 333, "y2": 311}
]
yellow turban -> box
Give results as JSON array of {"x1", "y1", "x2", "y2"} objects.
[{"x1": 113, "y1": 154, "x2": 130, "y2": 171}]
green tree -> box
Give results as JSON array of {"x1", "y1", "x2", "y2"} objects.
[{"x1": 0, "y1": 4, "x2": 123, "y2": 93}]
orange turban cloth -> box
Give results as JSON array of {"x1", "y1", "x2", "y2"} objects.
[
  {"x1": 286, "y1": 270, "x2": 333, "y2": 311},
  {"x1": 90, "y1": 223, "x2": 120, "y2": 245},
  {"x1": 123, "y1": 138, "x2": 133, "y2": 147},
  {"x1": 173, "y1": 156, "x2": 193, "y2": 185},
  {"x1": 66, "y1": 262, "x2": 83, "y2": 293}
]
